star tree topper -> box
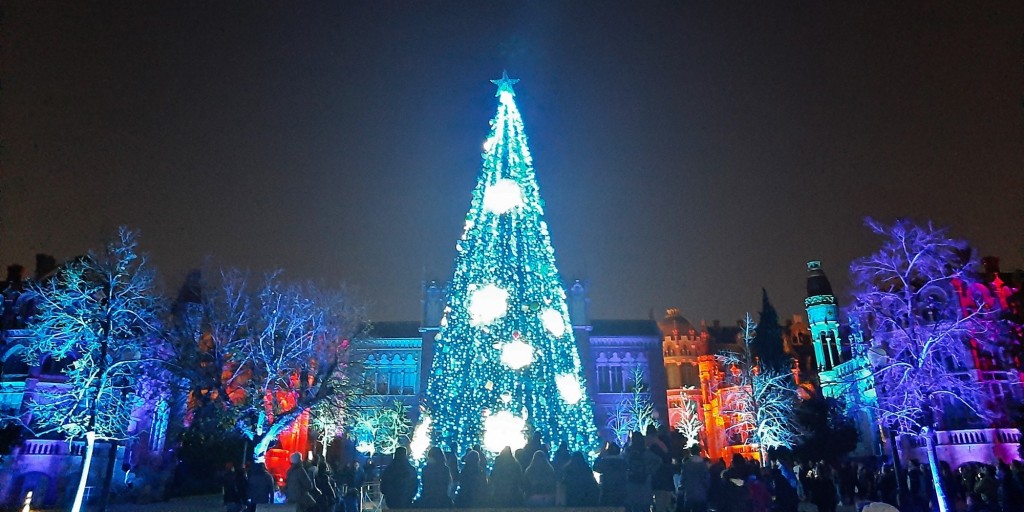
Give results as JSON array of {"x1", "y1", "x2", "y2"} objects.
[{"x1": 491, "y1": 70, "x2": 520, "y2": 97}]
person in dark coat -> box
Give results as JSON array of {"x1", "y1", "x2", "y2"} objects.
[
  {"x1": 551, "y1": 444, "x2": 571, "y2": 480},
  {"x1": 678, "y1": 445, "x2": 709, "y2": 512},
  {"x1": 561, "y1": 451, "x2": 599, "y2": 507},
  {"x1": 222, "y1": 463, "x2": 246, "y2": 512},
  {"x1": 380, "y1": 447, "x2": 418, "y2": 509},
  {"x1": 624, "y1": 432, "x2": 662, "y2": 512},
  {"x1": 770, "y1": 467, "x2": 799, "y2": 512},
  {"x1": 314, "y1": 461, "x2": 338, "y2": 512},
  {"x1": 718, "y1": 459, "x2": 752, "y2": 512},
  {"x1": 594, "y1": 442, "x2": 628, "y2": 507},
  {"x1": 489, "y1": 447, "x2": 524, "y2": 507},
  {"x1": 810, "y1": 464, "x2": 838, "y2": 512},
  {"x1": 417, "y1": 447, "x2": 454, "y2": 509},
  {"x1": 456, "y1": 450, "x2": 488, "y2": 508},
  {"x1": 286, "y1": 453, "x2": 319, "y2": 512},
  {"x1": 523, "y1": 450, "x2": 557, "y2": 507},
  {"x1": 520, "y1": 434, "x2": 545, "y2": 470},
  {"x1": 646, "y1": 426, "x2": 675, "y2": 512},
  {"x1": 246, "y1": 462, "x2": 276, "y2": 512}
]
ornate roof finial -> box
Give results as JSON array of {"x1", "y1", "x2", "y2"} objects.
[{"x1": 490, "y1": 70, "x2": 520, "y2": 97}]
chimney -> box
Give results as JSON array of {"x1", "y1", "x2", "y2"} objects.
[
  {"x1": 5, "y1": 265, "x2": 25, "y2": 289},
  {"x1": 982, "y1": 256, "x2": 1001, "y2": 275}
]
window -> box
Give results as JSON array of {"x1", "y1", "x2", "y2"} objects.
[
  {"x1": 149, "y1": 401, "x2": 169, "y2": 452},
  {"x1": 365, "y1": 352, "x2": 418, "y2": 396}
]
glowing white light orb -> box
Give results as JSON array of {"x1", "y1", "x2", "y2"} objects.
[
  {"x1": 468, "y1": 284, "x2": 509, "y2": 326},
  {"x1": 482, "y1": 179, "x2": 524, "y2": 214},
  {"x1": 483, "y1": 410, "x2": 527, "y2": 453},
  {"x1": 409, "y1": 416, "x2": 432, "y2": 461},
  {"x1": 556, "y1": 373, "x2": 584, "y2": 404},
  {"x1": 499, "y1": 90, "x2": 515, "y2": 104},
  {"x1": 501, "y1": 339, "x2": 535, "y2": 370},
  {"x1": 355, "y1": 441, "x2": 375, "y2": 455},
  {"x1": 541, "y1": 308, "x2": 566, "y2": 337}
]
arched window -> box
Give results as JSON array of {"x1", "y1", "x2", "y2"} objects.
[{"x1": 1, "y1": 349, "x2": 29, "y2": 380}]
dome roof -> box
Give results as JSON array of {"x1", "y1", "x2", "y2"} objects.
[
  {"x1": 659, "y1": 308, "x2": 694, "y2": 336},
  {"x1": 806, "y1": 261, "x2": 835, "y2": 298}
]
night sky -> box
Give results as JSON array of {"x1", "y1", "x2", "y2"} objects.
[{"x1": 2, "y1": 2, "x2": 1022, "y2": 323}]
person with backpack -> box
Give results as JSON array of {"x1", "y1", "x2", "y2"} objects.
[{"x1": 625, "y1": 431, "x2": 662, "y2": 512}]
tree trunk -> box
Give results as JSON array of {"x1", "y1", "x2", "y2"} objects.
[
  {"x1": 888, "y1": 429, "x2": 909, "y2": 510},
  {"x1": 98, "y1": 439, "x2": 119, "y2": 512},
  {"x1": 70, "y1": 432, "x2": 97, "y2": 512},
  {"x1": 924, "y1": 427, "x2": 950, "y2": 512}
]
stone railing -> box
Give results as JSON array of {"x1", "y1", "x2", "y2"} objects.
[
  {"x1": 902, "y1": 428, "x2": 1021, "y2": 448},
  {"x1": 17, "y1": 438, "x2": 85, "y2": 457}
]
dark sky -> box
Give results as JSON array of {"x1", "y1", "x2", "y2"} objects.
[{"x1": 2, "y1": 2, "x2": 1022, "y2": 323}]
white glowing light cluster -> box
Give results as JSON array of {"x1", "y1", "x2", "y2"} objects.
[
  {"x1": 355, "y1": 441, "x2": 375, "y2": 455},
  {"x1": 556, "y1": 373, "x2": 584, "y2": 404},
  {"x1": 501, "y1": 339, "x2": 535, "y2": 370},
  {"x1": 541, "y1": 308, "x2": 566, "y2": 337},
  {"x1": 409, "y1": 416, "x2": 432, "y2": 461},
  {"x1": 468, "y1": 284, "x2": 509, "y2": 326},
  {"x1": 483, "y1": 179, "x2": 525, "y2": 214},
  {"x1": 482, "y1": 410, "x2": 527, "y2": 453}
]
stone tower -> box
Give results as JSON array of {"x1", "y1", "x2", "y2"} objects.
[{"x1": 805, "y1": 261, "x2": 843, "y2": 373}]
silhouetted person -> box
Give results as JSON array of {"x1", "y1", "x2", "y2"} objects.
[
  {"x1": 456, "y1": 450, "x2": 488, "y2": 508},
  {"x1": 489, "y1": 446, "x2": 524, "y2": 506},
  {"x1": 561, "y1": 451, "x2": 599, "y2": 507},
  {"x1": 594, "y1": 442, "x2": 628, "y2": 507},
  {"x1": 381, "y1": 447, "x2": 418, "y2": 509},
  {"x1": 417, "y1": 447, "x2": 453, "y2": 508}
]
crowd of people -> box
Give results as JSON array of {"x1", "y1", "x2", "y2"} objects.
[{"x1": 220, "y1": 426, "x2": 1024, "y2": 512}]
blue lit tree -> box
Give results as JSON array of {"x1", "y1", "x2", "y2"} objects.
[
  {"x1": 22, "y1": 227, "x2": 166, "y2": 512},
  {"x1": 425, "y1": 73, "x2": 599, "y2": 455},
  {"x1": 607, "y1": 366, "x2": 660, "y2": 445},
  {"x1": 849, "y1": 218, "x2": 997, "y2": 512}
]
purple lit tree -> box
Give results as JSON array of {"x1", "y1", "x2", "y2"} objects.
[
  {"x1": 849, "y1": 218, "x2": 996, "y2": 512},
  {"x1": 21, "y1": 228, "x2": 166, "y2": 512},
  {"x1": 169, "y1": 269, "x2": 365, "y2": 462},
  {"x1": 718, "y1": 313, "x2": 802, "y2": 463}
]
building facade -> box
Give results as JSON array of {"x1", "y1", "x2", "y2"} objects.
[
  {"x1": 806, "y1": 258, "x2": 1024, "y2": 468},
  {"x1": 0, "y1": 260, "x2": 170, "y2": 509}
]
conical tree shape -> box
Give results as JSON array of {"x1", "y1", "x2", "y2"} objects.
[
  {"x1": 753, "y1": 288, "x2": 789, "y2": 372},
  {"x1": 425, "y1": 73, "x2": 599, "y2": 456}
]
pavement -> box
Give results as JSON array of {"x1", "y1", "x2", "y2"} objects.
[{"x1": 32, "y1": 494, "x2": 223, "y2": 512}]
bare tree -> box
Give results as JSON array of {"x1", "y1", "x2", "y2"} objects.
[
  {"x1": 849, "y1": 218, "x2": 999, "y2": 512},
  {"x1": 22, "y1": 228, "x2": 166, "y2": 512},
  {"x1": 169, "y1": 269, "x2": 365, "y2": 461},
  {"x1": 348, "y1": 400, "x2": 412, "y2": 457},
  {"x1": 718, "y1": 313, "x2": 802, "y2": 463},
  {"x1": 606, "y1": 366, "x2": 660, "y2": 445},
  {"x1": 673, "y1": 396, "x2": 703, "y2": 449}
]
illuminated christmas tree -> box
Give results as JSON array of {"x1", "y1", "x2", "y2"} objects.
[{"x1": 425, "y1": 72, "x2": 599, "y2": 456}]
